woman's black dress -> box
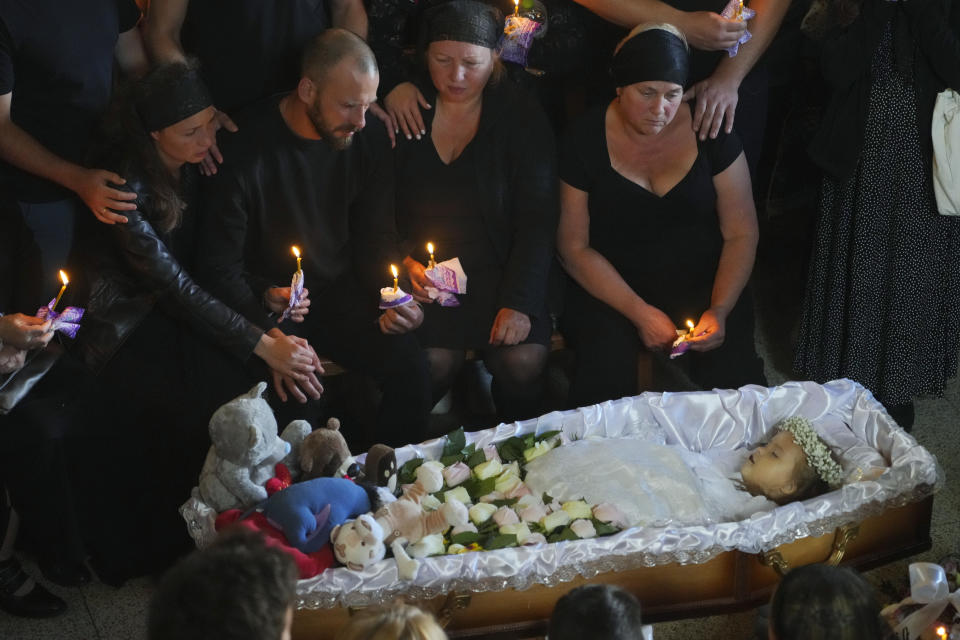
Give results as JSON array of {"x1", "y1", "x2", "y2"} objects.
[
  {"x1": 560, "y1": 104, "x2": 766, "y2": 407},
  {"x1": 395, "y1": 80, "x2": 558, "y2": 352},
  {"x1": 795, "y1": 23, "x2": 960, "y2": 407}
]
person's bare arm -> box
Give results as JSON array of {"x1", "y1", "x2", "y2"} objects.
[
  {"x1": 144, "y1": 0, "x2": 190, "y2": 63},
  {"x1": 330, "y1": 0, "x2": 368, "y2": 39},
  {"x1": 687, "y1": 152, "x2": 757, "y2": 351},
  {"x1": 0, "y1": 93, "x2": 136, "y2": 224},
  {"x1": 685, "y1": 0, "x2": 793, "y2": 139},
  {"x1": 557, "y1": 181, "x2": 677, "y2": 350},
  {"x1": 115, "y1": 25, "x2": 149, "y2": 77},
  {"x1": 573, "y1": 0, "x2": 746, "y2": 50}
]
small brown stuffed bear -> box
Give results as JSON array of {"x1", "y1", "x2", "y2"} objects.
[{"x1": 298, "y1": 418, "x2": 352, "y2": 480}]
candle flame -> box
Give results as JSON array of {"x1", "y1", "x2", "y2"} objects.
[
  {"x1": 686, "y1": 320, "x2": 694, "y2": 330},
  {"x1": 513, "y1": 0, "x2": 519, "y2": 13},
  {"x1": 59, "y1": 270, "x2": 69, "y2": 286},
  {"x1": 936, "y1": 626, "x2": 947, "y2": 639},
  {"x1": 391, "y1": 264, "x2": 398, "y2": 278},
  {"x1": 291, "y1": 246, "x2": 301, "y2": 258},
  {"x1": 427, "y1": 242, "x2": 434, "y2": 255}
]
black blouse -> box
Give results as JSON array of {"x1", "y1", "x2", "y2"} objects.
[{"x1": 560, "y1": 104, "x2": 741, "y2": 313}]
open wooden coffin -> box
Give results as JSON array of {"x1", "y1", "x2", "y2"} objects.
[{"x1": 183, "y1": 379, "x2": 940, "y2": 639}]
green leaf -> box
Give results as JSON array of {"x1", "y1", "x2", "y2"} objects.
[
  {"x1": 440, "y1": 453, "x2": 464, "y2": 467},
  {"x1": 443, "y1": 427, "x2": 466, "y2": 457},
  {"x1": 490, "y1": 498, "x2": 519, "y2": 508},
  {"x1": 450, "y1": 531, "x2": 480, "y2": 546},
  {"x1": 541, "y1": 492, "x2": 554, "y2": 505},
  {"x1": 498, "y1": 437, "x2": 526, "y2": 463},
  {"x1": 462, "y1": 476, "x2": 496, "y2": 500},
  {"x1": 398, "y1": 457, "x2": 424, "y2": 485},
  {"x1": 547, "y1": 526, "x2": 580, "y2": 543},
  {"x1": 476, "y1": 517, "x2": 500, "y2": 536},
  {"x1": 482, "y1": 533, "x2": 518, "y2": 550},
  {"x1": 522, "y1": 434, "x2": 536, "y2": 448},
  {"x1": 528, "y1": 521, "x2": 546, "y2": 534},
  {"x1": 465, "y1": 449, "x2": 487, "y2": 468},
  {"x1": 591, "y1": 518, "x2": 619, "y2": 536},
  {"x1": 462, "y1": 442, "x2": 476, "y2": 456},
  {"x1": 536, "y1": 430, "x2": 561, "y2": 443}
]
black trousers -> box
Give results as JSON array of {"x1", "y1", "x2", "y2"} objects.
[
  {"x1": 283, "y1": 281, "x2": 432, "y2": 449},
  {"x1": 564, "y1": 285, "x2": 767, "y2": 408}
]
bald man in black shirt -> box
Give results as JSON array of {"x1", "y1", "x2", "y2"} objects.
[{"x1": 197, "y1": 30, "x2": 431, "y2": 448}]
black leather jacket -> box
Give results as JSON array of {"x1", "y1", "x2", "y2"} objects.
[{"x1": 71, "y1": 174, "x2": 264, "y2": 374}]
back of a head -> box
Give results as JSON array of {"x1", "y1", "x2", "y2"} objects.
[
  {"x1": 301, "y1": 28, "x2": 377, "y2": 84},
  {"x1": 548, "y1": 584, "x2": 644, "y2": 640},
  {"x1": 770, "y1": 564, "x2": 890, "y2": 640},
  {"x1": 335, "y1": 603, "x2": 447, "y2": 640},
  {"x1": 147, "y1": 530, "x2": 298, "y2": 640}
]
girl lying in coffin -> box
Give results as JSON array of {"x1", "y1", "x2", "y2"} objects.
[{"x1": 523, "y1": 417, "x2": 882, "y2": 529}]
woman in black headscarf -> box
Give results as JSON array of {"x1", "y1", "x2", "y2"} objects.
[
  {"x1": 557, "y1": 24, "x2": 765, "y2": 407},
  {"x1": 67, "y1": 61, "x2": 321, "y2": 584},
  {"x1": 394, "y1": 0, "x2": 559, "y2": 424}
]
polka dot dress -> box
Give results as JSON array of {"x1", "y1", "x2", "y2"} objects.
[{"x1": 795, "y1": 23, "x2": 960, "y2": 407}]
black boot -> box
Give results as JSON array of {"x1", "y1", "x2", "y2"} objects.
[{"x1": 0, "y1": 557, "x2": 66, "y2": 618}]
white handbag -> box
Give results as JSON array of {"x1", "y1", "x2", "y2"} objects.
[{"x1": 932, "y1": 88, "x2": 960, "y2": 215}]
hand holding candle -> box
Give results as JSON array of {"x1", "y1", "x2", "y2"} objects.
[
  {"x1": 35, "y1": 269, "x2": 85, "y2": 339},
  {"x1": 280, "y1": 246, "x2": 306, "y2": 322},
  {"x1": 379, "y1": 264, "x2": 413, "y2": 309}
]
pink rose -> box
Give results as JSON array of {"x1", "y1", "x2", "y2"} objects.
[
  {"x1": 483, "y1": 444, "x2": 501, "y2": 462},
  {"x1": 592, "y1": 503, "x2": 628, "y2": 529},
  {"x1": 522, "y1": 533, "x2": 547, "y2": 546},
  {"x1": 518, "y1": 502, "x2": 548, "y2": 523},
  {"x1": 504, "y1": 483, "x2": 531, "y2": 500},
  {"x1": 443, "y1": 462, "x2": 471, "y2": 487},
  {"x1": 492, "y1": 506, "x2": 519, "y2": 526},
  {"x1": 570, "y1": 519, "x2": 597, "y2": 539},
  {"x1": 479, "y1": 491, "x2": 505, "y2": 503}
]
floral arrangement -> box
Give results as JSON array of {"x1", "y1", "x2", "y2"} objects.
[
  {"x1": 393, "y1": 428, "x2": 626, "y2": 556},
  {"x1": 880, "y1": 557, "x2": 960, "y2": 640},
  {"x1": 776, "y1": 416, "x2": 844, "y2": 487}
]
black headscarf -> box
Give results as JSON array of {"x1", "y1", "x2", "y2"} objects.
[
  {"x1": 135, "y1": 64, "x2": 214, "y2": 132},
  {"x1": 610, "y1": 28, "x2": 689, "y2": 89},
  {"x1": 421, "y1": 0, "x2": 504, "y2": 50}
]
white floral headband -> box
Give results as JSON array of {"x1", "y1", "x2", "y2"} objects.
[{"x1": 775, "y1": 416, "x2": 844, "y2": 487}]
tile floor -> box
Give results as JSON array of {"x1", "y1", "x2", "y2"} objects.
[{"x1": 2, "y1": 284, "x2": 958, "y2": 639}]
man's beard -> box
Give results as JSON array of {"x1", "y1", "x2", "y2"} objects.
[{"x1": 306, "y1": 100, "x2": 357, "y2": 151}]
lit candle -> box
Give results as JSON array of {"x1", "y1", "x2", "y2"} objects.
[
  {"x1": 686, "y1": 319, "x2": 695, "y2": 337},
  {"x1": 936, "y1": 626, "x2": 947, "y2": 640},
  {"x1": 427, "y1": 242, "x2": 436, "y2": 269},
  {"x1": 292, "y1": 245, "x2": 302, "y2": 273},
  {"x1": 391, "y1": 264, "x2": 399, "y2": 292},
  {"x1": 737, "y1": 0, "x2": 744, "y2": 19},
  {"x1": 513, "y1": 0, "x2": 519, "y2": 15},
  {"x1": 52, "y1": 270, "x2": 69, "y2": 311}
]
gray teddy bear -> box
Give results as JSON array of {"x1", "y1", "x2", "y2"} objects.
[{"x1": 198, "y1": 382, "x2": 310, "y2": 512}]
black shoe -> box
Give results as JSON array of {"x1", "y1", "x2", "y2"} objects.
[
  {"x1": 39, "y1": 558, "x2": 91, "y2": 588},
  {"x1": 0, "y1": 558, "x2": 66, "y2": 618}
]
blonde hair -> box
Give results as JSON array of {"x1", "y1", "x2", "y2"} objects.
[
  {"x1": 335, "y1": 604, "x2": 448, "y2": 640},
  {"x1": 614, "y1": 22, "x2": 689, "y2": 55}
]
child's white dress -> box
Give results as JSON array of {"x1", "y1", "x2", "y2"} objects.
[{"x1": 523, "y1": 437, "x2": 776, "y2": 527}]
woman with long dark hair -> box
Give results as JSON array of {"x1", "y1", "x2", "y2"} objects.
[{"x1": 67, "y1": 61, "x2": 321, "y2": 584}]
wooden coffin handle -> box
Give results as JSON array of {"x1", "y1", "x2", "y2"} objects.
[
  {"x1": 435, "y1": 592, "x2": 472, "y2": 628},
  {"x1": 759, "y1": 523, "x2": 861, "y2": 577}
]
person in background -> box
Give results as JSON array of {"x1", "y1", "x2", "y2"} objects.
[
  {"x1": 548, "y1": 584, "x2": 646, "y2": 640},
  {"x1": 394, "y1": 0, "x2": 558, "y2": 424},
  {"x1": 793, "y1": 0, "x2": 960, "y2": 432},
  {"x1": 147, "y1": 530, "x2": 298, "y2": 640},
  {"x1": 335, "y1": 603, "x2": 448, "y2": 640},
  {"x1": 768, "y1": 564, "x2": 894, "y2": 640},
  {"x1": 0, "y1": 0, "x2": 148, "y2": 305},
  {"x1": 557, "y1": 24, "x2": 764, "y2": 407}
]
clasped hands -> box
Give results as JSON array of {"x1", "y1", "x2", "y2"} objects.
[{"x1": 633, "y1": 303, "x2": 727, "y2": 354}]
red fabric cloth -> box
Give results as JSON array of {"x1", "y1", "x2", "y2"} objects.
[{"x1": 215, "y1": 509, "x2": 335, "y2": 578}]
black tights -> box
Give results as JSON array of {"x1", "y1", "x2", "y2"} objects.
[{"x1": 427, "y1": 344, "x2": 549, "y2": 423}]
